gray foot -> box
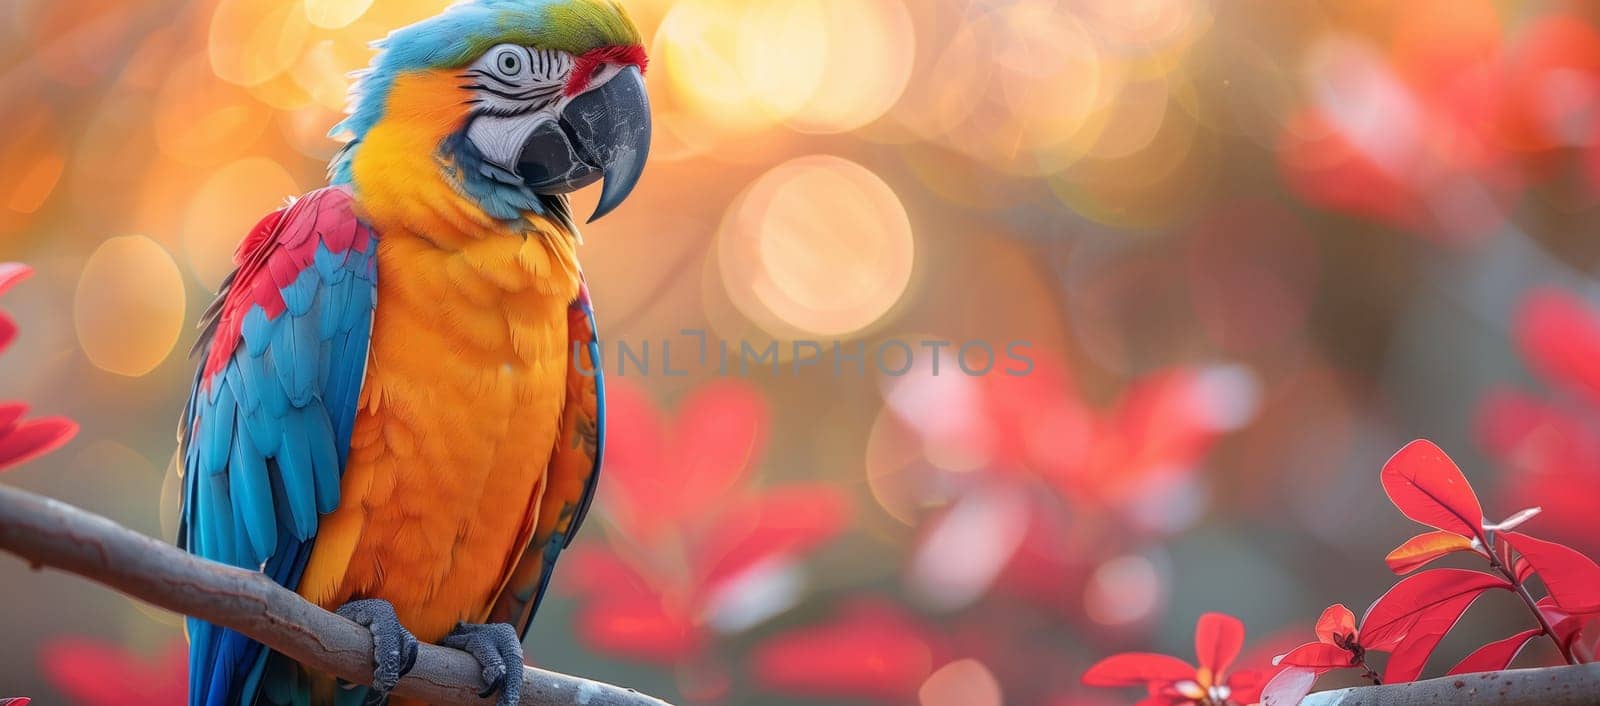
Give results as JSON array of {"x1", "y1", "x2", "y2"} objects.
[
  {"x1": 335, "y1": 598, "x2": 420, "y2": 703},
  {"x1": 440, "y1": 622, "x2": 523, "y2": 706}
]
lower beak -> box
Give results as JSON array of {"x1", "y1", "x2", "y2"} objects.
[{"x1": 516, "y1": 65, "x2": 652, "y2": 223}]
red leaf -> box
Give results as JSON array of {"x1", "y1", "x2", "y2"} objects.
[
  {"x1": 1503, "y1": 531, "x2": 1600, "y2": 612},
  {"x1": 1380, "y1": 440, "x2": 1486, "y2": 540},
  {"x1": 1277, "y1": 642, "x2": 1355, "y2": 670},
  {"x1": 0, "y1": 263, "x2": 31, "y2": 297},
  {"x1": 1385, "y1": 530, "x2": 1477, "y2": 575},
  {"x1": 1361, "y1": 569, "x2": 1509, "y2": 650},
  {"x1": 1081, "y1": 653, "x2": 1196, "y2": 687},
  {"x1": 1314, "y1": 603, "x2": 1358, "y2": 644},
  {"x1": 1259, "y1": 667, "x2": 1318, "y2": 706},
  {"x1": 1195, "y1": 612, "x2": 1245, "y2": 676},
  {"x1": 1382, "y1": 589, "x2": 1486, "y2": 683},
  {"x1": 1446, "y1": 628, "x2": 1541, "y2": 675},
  {"x1": 0, "y1": 417, "x2": 77, "y2": 471}
]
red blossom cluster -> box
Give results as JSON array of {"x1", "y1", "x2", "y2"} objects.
[
  {"x1": 1280, "y1": 4, "x2": 1600, "y2": 242},
  {"x1": 0, "y1": 264, "x2": 75, "y2": 471},
  {"x1": 1479, "y1": 288, "x2": 1600, "y2": 554},
  {"x1": 1082, "y1": 440, "x2": 1600, "y2": 705},
  {"x1": 558, "y1": 379, "x2": 849, "y2": 697}
]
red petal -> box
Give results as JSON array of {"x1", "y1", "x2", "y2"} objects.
[
  {"x1": 1277, "y1": 642, "x2": 1355, "y2": 670},
  {"x1": 697, "y1": 485, "x2": 849, "y2": 592},
  {"x1": 1381, "y1": 590, "x2": 1489, "y2": 683},
  {"x1": 0, "y1": 263, "x2": 31, "y2": 297},
  {"x1": 573, "y1": 591, "x2": 703, "y2": 664},
  {"x1": 1380, "y1": 440, "x2": 1486, "y2": 540},
  {"x1": 1515, "y1": 288, "x2": 1600, "y2": 403},
  {"x1": 1361, "y1": 569, "x2": 1510, "y2": 650},
  {"x1": 1503, "y1": 531, "x2": 1600, "y2": 612},
  {"x1": 0, "y1": 403, "x2": 25, "y2": 434},
  {"x1": 752, "y1": 601, "x2": 939, "y2": 702},
  {"x1": 1313, "y1": 603, "x2": 1358, "y2": 644},
  {"x1": 670, "y1": 380, "x2": 768, "y2": 511},
  {"x1": 0, "y1": 417, "x2": 77, "y2": 471},
  {"x1": 1259, "y1": 667, "x2": 1318, "y2": 706},
  {"x1": 0, "y1": 698, "x2": 32, "y2": 706},
  {"x1": 39, "y1": 638, "x2": 187, "y2": 706},
  {"x1": 1446, "y1": 628, "x2": 1542, "y2": 675},
  {"x1": 597, "y1": 380, "x2": 666, "y2": 537},
  {"x1": 1226, "y1": 669, "x2": 1269, "y2": 705},
  {"x1": 1385, "y1": 530, "x2": 1477, "y2": 575},
  {"x1": 0, "y1": 312, "x2": 16, "y2": 355},
  {"x1": 1081, "y1": 653, "x2": 1196, "y2": 687},
  {"x1": 1194, "y1": 612, "x2": 1245, "y2": 676}
]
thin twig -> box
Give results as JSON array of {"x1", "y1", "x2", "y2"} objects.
[
  {"x1": 0, "y1": 484, "x2": 672, "y2": 706},
  {"x1": 1485, "y1": 530, "x2": 1576, "y2": 665}
]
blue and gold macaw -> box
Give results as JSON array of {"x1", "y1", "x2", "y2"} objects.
[{"x1": 176, "y1": 2, "x2": 649, "y2": 704}]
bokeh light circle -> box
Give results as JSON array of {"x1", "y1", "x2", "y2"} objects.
[
  {"x1": 183, "y1": 157, "x2": 300, "y2": 290},
  {"x1": 784, "y1": 0, "x2": 916, "y2": 134},
  {"x1": 918, "y1": 659, "x2": 1003, "y2": 706},
  {"x1": 209, "y1": 0, "x2": 313, "y2": 87},
  {"x1": 303, "y1": 0, "x2": 373, "y2": 29},
  {"x1": 719, "y1": 155, "x2": 915, "y2": 337},
  {"x1": 74, "y1": 236, "x2": 187, "y2": 377}
]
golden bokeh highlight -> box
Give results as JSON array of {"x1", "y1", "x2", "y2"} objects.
[
  {"x1": 74, "y1": 236, "x2": 187, "y2": 377},
  {"x1": 783, "y1": 0, "x2": 915, "y2": 134},
  {"x1": 210, "y1": 0, "x2": 314, "y2": 86},
  {"x1": 719, "y1": 156, "x2": 914, "y2": 337},
  {"x1": 0, "y1": 109, "x2": 67, "y2": 223},
  {"x1": 155, "y1": 52, "x2": 274, "y2": 167},
  {"x1": 183, "y1": 157, "x2": 301, "y2": 290},
  {"x1": 303, "y1": 0, "x2": 374, "y2": 29}
]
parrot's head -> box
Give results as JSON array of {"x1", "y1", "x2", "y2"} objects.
[{"x1": 331, "y1": 0, "x2": 650, "y2": 229}]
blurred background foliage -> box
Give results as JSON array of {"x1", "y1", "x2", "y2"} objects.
[{"x1": 4, "y1": 0, "x2": 1600, "y2": 704}]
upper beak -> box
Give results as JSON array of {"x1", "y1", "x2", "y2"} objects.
[{"x1": 562, "y1": 66, "x2": 651, "y2": 222}]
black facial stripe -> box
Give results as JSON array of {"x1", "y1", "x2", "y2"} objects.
[
  {"x1": 475, "y1": 83, "x2": 563, "y2": 103},
  {"x1": 466, "y1": 69, "x2": 522, "y2": 90}
]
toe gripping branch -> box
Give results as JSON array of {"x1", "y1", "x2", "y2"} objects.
[
  {"x1": 335, "y1": 599, "x2": 422, "y2": 702},
  {"x1": 442, "y1": 622, "x2": 526, "y2": 706}
]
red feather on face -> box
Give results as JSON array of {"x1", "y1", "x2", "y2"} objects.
[{"x1": 566, "y1": 45, "x2": 648, "y2": 96}]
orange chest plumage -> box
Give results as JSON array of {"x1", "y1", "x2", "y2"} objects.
[{"x1": 295, "y1": 224, "x2": 581, "y2": 641}]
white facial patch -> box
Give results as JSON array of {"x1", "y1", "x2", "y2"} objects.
[{"x1": 463, "y1": 44, "x2": 576, "y2": 172}]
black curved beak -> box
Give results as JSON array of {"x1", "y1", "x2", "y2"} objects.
[{"x1": 517, "y1": 66, "x2": 651, "y2": 223}]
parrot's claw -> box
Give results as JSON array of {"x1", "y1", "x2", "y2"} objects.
[
  {"x1": 334, "y1": 598, "x2": 420, "y2": 703},
  {"x1": 441, "y1": 622, "x2": 524, "y2": 706}
]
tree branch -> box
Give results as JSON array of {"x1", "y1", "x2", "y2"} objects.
[
  {"x1": 1302, "y1": 663, "x2": 1600, "y2": 705},
  {"x1": 0, "y1": 484, "x2": 672, "y2": 706}
]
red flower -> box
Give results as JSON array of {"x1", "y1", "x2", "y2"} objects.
[
  {"x1": 1276, "y1": 604, "x2": 1364, "y2": 675},
  {"x1": 750, "y1": 599, "x2": 943, "y2": 703},
  {"x1": 0, "y1": 263, "x2": 76, "y2": 472},
  {"x1": 561, "y1": 380, "x2": 849, "y2": 668},
  {"x1": 39, "y1": 638, "x2": 186, "y2": 706},
  {"x1": 1479, "y1": 289, "x2": 1600, "y2": 552},
  {"x1": 1082, "y1": 612, "x2": 1266, "y2": 706},
  {"x1": 883, "y1": 356, "x2": 1251, "y2": 617}
]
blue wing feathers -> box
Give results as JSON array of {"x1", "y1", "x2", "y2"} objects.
[{"x1": 179, "y1": 187, "x2": 377, "y2": 706}]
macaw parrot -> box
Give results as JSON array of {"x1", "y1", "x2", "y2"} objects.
[{"x1": 175, "y1": 2, "x2": 649, "y2": 705}]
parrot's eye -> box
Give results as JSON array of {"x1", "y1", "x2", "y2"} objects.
[{"x1": 495, "y1": 49, "x2": 524, "y2": 77}]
